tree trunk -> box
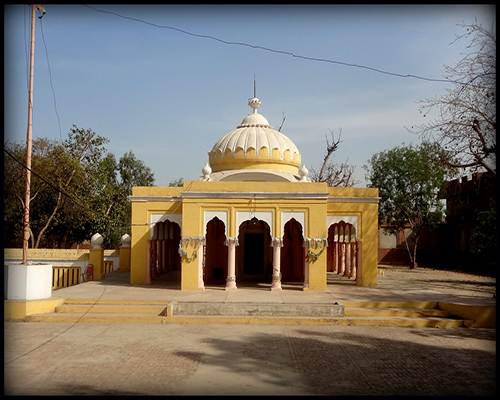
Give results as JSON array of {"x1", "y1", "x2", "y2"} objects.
[
  {"x1": 411, "y1": 235, "x2": 419, "y2": 269},
  {"x1": 60, "y1": 225, "x2": 71, "y2": 249},
  {"x1": 35, "y1": 192, "x2": 63, "y2": 248},
  {"x1": 402, "y1": 228, "x2": 414, "y2": 267}
]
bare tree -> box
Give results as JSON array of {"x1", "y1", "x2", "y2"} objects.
[
  {"x1": 276, "y1": 111, "x2": 286, "y2": 132},
  {"x1": 310, "y1": 129, "x2": 358, "y2": 187},
  {"x1": 410, "y1": 21, "x2": 496, "y2": 177}
]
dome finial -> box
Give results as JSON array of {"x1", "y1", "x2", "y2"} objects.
[{"x1": 248, "y1": 75, "x2": 262, "y2": 113}]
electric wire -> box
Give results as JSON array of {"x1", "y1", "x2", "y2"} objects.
[
  {"x1": 82, "y1": 4, "x2": 480, "y2": 89},
  {"x1": 39, "y1": 15, "x2": 63, "y2": 143},
  {"x1": 4, "y1": 284, "x2": 108, "y2": 366}
]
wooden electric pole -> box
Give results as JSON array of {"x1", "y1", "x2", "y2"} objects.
[{"x1": 22, "y1": 4, "x2": 45, "y2": 264}]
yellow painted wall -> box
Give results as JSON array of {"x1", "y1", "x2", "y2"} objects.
[
  {"x1": 130, "y1": 186, "x2": 183, "y2": 285},
  {"x1": 327, "y1": 187, "x2": 379, "y2": 286},
  {"x1": 209, "y1": 147, "x2": 301, "y2": 173},
  {"x1": 4, "y1": 298, "x2": 64, "y2": 320},
  {"x1": 131, "y1": 181, "x2": 379, "y2": 290}
]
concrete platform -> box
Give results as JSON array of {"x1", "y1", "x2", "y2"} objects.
[
  {"x1": 5, "y1": 270, "x2": 496, "y2": 327},
  {"x1": 170, "y1": 300, "x2": 344, "y2": 317},
  {"x1": 31, "y1": 269, "x2": 497, "y2": 305}
]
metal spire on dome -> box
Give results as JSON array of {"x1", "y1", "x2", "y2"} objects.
[{"x1": 248, "y1": 76, "x2": 262, "y2": 114}]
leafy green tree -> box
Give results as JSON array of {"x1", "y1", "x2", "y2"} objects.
[
  {"x1": 3, "y1": 126, "x2": 155, "y2": 249},
  {"x1": 168, "y1": 177, "x2": 184, "y2": 187},
  {"x1": 364, "y1": 143, "x2": 455, "y2": 268},
  {"x1": 118, "y1": 151, "x2": 155, "y2": 191},
  {"x1": 4, "y1": 132, "x2": 95, "y2": 248}
]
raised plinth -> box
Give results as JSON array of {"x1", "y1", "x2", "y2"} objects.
[
  {"x1": 4, "y1": 263, "x2": 52, "y2": 300},
  {"x1": 170, "y1": 301, "x2": 344, "y2": 317}
]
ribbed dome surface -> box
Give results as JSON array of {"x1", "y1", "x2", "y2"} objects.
[
  {"x1": 211, "y1": 125, "x2": 300, "y2": 158},
  {"x1": 210, "y1": 98, "x2": 300, "y2": 159}
]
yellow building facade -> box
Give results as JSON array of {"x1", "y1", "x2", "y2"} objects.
[{"x1": 130, "y1": 97, "x2": 379, "y2": 291}]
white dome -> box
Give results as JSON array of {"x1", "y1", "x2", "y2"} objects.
[
  {"x1": 238, "y1": 112, "x2": 271, "y2": 128},
  {"x1": 210, "y1": 97, "x2": 300, "y2": 159}
]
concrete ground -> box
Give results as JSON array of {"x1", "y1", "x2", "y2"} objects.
[
  {"x1": 4, "y1": 266, "x2": 497, "y2": 396},
  {"x1": 4, "y1": 322, "x2": 496, "y2": 396}
]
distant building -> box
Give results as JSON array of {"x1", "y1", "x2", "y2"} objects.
[
  {"x1": 129, "y1": 97, "x2": 380, "y2": 290},
  {"x1": 441, "y1": 172, "x2": 496, "y2": 265},
  {"x1": 378, "y1": 172, "x2": 496, "y2": 268}
]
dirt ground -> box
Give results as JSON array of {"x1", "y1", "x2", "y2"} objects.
[{"x1": 378, "y1": 265, "x2": 496, "y2": 299}]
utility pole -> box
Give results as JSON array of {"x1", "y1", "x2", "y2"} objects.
[{"x1": 22, "y1": 4, "x2": 45, "y2": 264}]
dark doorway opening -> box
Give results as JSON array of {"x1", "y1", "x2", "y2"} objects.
[
  {"x1": 281, "y1": 218, "x2": 305, "y2": 283},
  {"x1": 243, "y1": 233, "x2": 265, "y2": 275},
  {"x1": 237, "y1": 217, "x2": 272, "y2": 282},
  {"x1": 204, "y1": 217, "x2": 228, "y2": 285}
]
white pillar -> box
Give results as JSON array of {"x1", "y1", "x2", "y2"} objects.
[
  {"x1": 225, "y1": 238, "x2": 237, "y2": 290},
  {"x1": 198, "y1": 239, "x2": 205, "y2": 290},
  {"x1": 271, "y1": 238, "x2": 282, "y2": 291},
  {"x1": 302, "y1": 239, "x2": 310, "y2": 290}
]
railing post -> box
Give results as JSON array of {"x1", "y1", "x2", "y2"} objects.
[
  {"x1": 118, "y1": 234, "x2": 131, "y2": 272},
  {"x1": 89, "y1": 233, "x2": 105, "y2": 281}
]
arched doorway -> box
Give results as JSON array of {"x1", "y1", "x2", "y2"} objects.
[
  {"x1": 204, "y1": 217, "x2": 228, "y2": 284},
  {"x1": 148, "y1": 220, "x2": 181, "y2": 281},
  {"x1": 327, "y1": 221, "x2": 358, "y2": 279},
  {"x1": 237, "y1": 217, "x2": 272, "y2": 282},
  {"x1": 281, "y1": 219, "x2": 304, "y2": 283}
]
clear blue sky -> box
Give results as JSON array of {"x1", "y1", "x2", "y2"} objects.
[{"x1": 3, "y1": 4, "x2": 496, "y2": 187}]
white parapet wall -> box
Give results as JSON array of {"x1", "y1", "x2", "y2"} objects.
[
  {"x1": 4, "y1": 248, "x2": 89, "y2": 264},
  {"x1": 4, "y1": 249, "x2": 121, "y2": 296},
  {"x1": 4, "y1": 248, "x2": 120, "y2": 271}
]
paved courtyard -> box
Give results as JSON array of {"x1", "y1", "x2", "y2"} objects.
[
  {"x1": 4, "y1": 266, "x2": 496, "y2": 395},
  {"x1": 4, "y1": 321, "x2": 496, "y2": 396}
]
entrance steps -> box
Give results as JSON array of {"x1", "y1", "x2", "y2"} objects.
[{"x1": 24, "y1": 299, "x2": 474, "y2": 327}]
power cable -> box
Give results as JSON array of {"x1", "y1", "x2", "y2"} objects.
[
  {"x1": 82, "y1": 4, "x2": 481, "y2": 89},
  {"x1": 39, "y1": 15, "x2": 63, "y2": 142}
]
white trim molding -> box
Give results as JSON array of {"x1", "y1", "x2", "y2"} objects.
[
  {"x1": 236, "y1": 211, "x2": 274, "y2": 237},
  {"x1": 327, "y1": 215, "x2": 359, "y2": 238},
  {"x1": 129, "y1": 196, "x2": 181, "y2": 202},
  {"x1": 204, "y1": 210, "x2": 228, "y2": 236},
  {"x1": 150, "y1": 213, "x2": 182, "y2": 237},
  {"x1": 328, "y1": 196, "x2": 380, "y2": 203},
  {"x1": 281, "y1": 211, "x2": 305, "y2": 237},
  {"x1": 182, "y1": 191, "x2": 329, "y2": 200}
]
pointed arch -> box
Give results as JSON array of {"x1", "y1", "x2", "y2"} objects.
[
  {"x1": 204, "y1": 217, "x2": 228, "y2": 284},
  {"x1": 281, "y1": 218, "x2": 305, "y2": 283},
  {"x1": 327, "y1": 221, "x2": 358, "y2": 279}
]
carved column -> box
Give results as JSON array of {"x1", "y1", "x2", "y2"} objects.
[
  {"x1": 271, "y1": 238, "x2": 282, "y2": 291},
  {"x1": 198, "y1": 238, "x2": 205, "y2": 290},
  {"x1": 302, "y1": 239, "x2": 310, "y2": 290},
  {"x1": 225, "y1": 238, "x2": 238, "y2": 290}
]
